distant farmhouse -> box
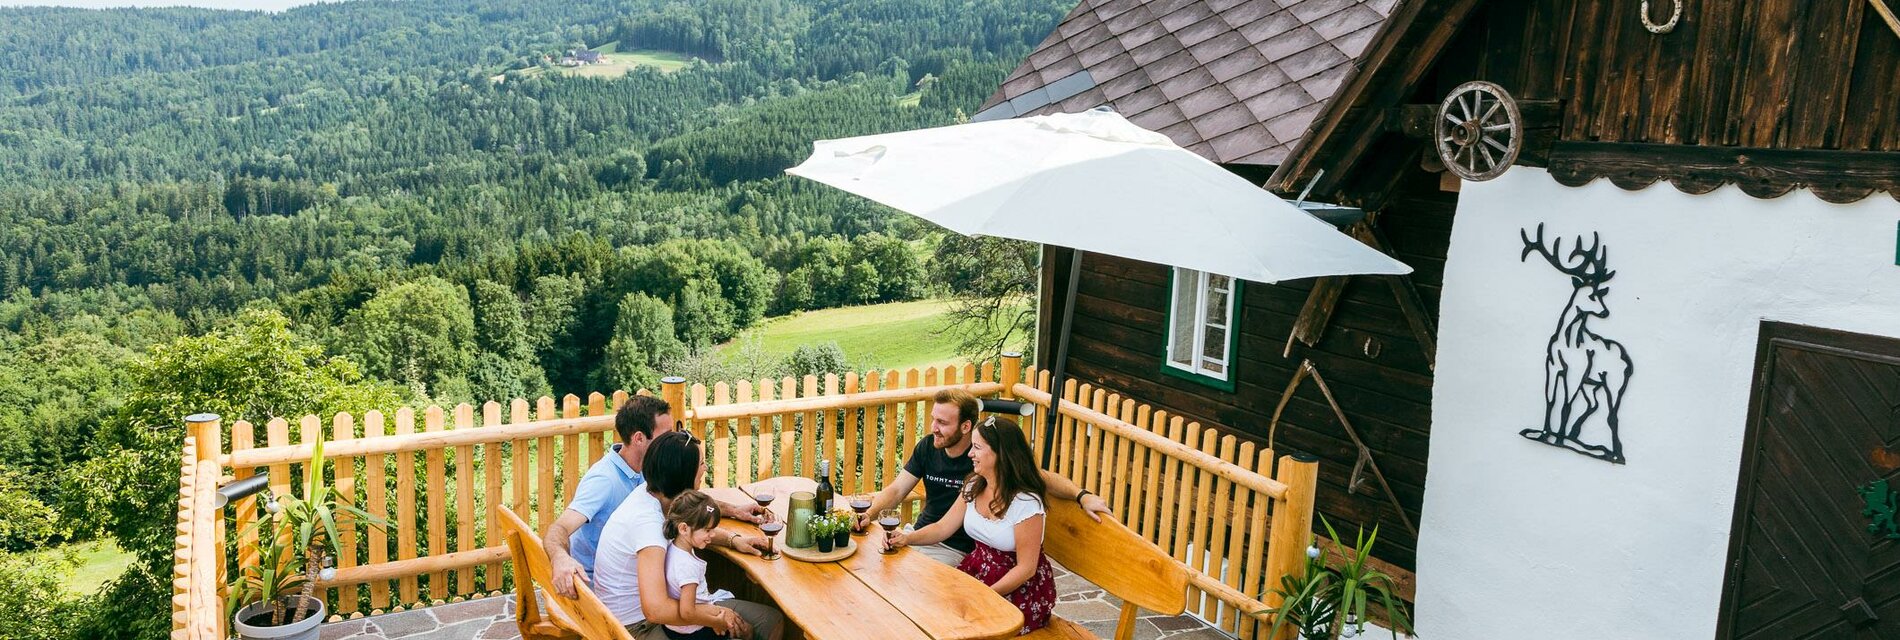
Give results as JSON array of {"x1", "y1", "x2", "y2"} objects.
[{"x1": 559, "y1": 49, "x2": 604, "y2": 66}]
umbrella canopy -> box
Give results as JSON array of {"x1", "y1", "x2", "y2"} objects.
[{"x1": 786, "y1": 108, "x2": 1411, "y2": 283}]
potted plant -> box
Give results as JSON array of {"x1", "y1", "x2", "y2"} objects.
[
  {"x1": 829, "y1": 509, "x2": 853, "y2": 548},
  {"x1": 229, "y1": 440, "x2": 382, "y2": 640},
  {"x1": 808, "y1": 514, "x2": 841, "y2": 553},
  {"x1": 1260, "y1": 518, "x2": 1413, "y2": 640}
]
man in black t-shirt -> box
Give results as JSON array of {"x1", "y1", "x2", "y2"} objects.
[{"x1": 854, "y1": 388, "x2": 1112, "y2": 565}]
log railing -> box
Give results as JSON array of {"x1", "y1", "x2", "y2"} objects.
[
  {"x1": 171, "y1": 354, "x2": 1324, "y2": 640},
  {"x1": 1012, "y1": 373, "x2": 1318, "y2": 640},
  {"x1": 171, "y1": 415, "x2": 225, "y2": 640}
]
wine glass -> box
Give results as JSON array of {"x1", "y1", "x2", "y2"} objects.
[
  {"x1": 849, "y1": 497, "x2": 873, "y2": 534},
  {"x1": 877, "y1": 508, "x2": 903, "y2": 555},
  {"x1": 757, "y1": 520, "x2": 784, "y2": 560},
  {"x1": 752, "y1": 493, "x2": 776, "y2": 522}
]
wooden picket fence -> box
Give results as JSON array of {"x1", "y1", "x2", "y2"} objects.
[
  {"x1": 1012, "y1": 372, "x2": 1316, "y2": 640},
  {"x1": 169, "y1": 354, "x2": 1324, "y2": 640}
]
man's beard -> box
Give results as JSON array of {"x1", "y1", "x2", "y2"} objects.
[{"x1": 932, "y1": 431, "x2": 965, "y2": 450}]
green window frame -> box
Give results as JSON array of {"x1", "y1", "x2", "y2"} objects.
[{"x1": 1162, "y1": 267, "x2": 1240, "y2": 392}]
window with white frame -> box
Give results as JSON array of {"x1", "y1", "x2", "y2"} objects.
[{"x1": 1166, "y1": 268, "x2": 1235, "y2": 382}]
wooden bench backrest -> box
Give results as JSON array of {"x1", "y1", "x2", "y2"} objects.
[
  {"x1": 1043, "y1": 497, "x2": 1187, "y2": 616},
  {"x1": 496, "y1": 506, "x2": 634, "y2": 640}
]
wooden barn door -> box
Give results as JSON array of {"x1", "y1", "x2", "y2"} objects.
[{"x1": 1717, "y1": 322, "x2": 1900, "y2": 640}]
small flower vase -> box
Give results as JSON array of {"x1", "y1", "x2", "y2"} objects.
[
  {"x1": 833, "y1": 529, "x2": 850, "y2": 548},
  {"x1": 815, "y1": 532, "x2": 835, "y2": 553}
]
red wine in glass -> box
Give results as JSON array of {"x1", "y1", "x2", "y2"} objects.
[
  {"x1": 757, "y1": 521, "x2": 783, "y2": 560},
  {"x1": 752, "y1": 493, "x2": 775, "y2": 521},
  {"x1": 877, "y1": 509, "x2": 902, "y2": 554},
  {"x1": 849, "y1": 498, "x2": 873, "y2": 534}
]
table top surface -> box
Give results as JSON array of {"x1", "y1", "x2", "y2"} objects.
[{"x1": 703, "y1": 477, "x2": 1023, "y2": 640}]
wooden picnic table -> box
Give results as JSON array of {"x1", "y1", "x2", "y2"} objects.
[{"x1": 703, "y1": 476, "x2": 1023, "y2": 640}]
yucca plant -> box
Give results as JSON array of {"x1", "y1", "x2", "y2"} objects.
[
  {"x1": 229, "y1": 439, "x2": 385, "y2": 626},
  {"x1": 1260, "y1": 517, "x2": 1414, "y2": 639}
]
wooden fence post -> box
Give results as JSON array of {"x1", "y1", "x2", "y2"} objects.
[
  {"x1": 1262, "y1": 453, "x2": 1319, "y2": 640},
  {"x1": 662, "y1": 377, "x2": 687, "y2": 426},
  {"x1": 185, "y1": 413, "x2": 221, "y2": 639},
  {"x1": 188, "y1": 413, "x2": 221, "y2": 463},
  {"x1": 1000, "y1": 353, "x2": 1022, "y2": 399}
]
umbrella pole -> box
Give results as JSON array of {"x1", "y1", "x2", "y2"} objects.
[{"x1": 1040, "y1": 247, "x2": 1083, "y2": 469}]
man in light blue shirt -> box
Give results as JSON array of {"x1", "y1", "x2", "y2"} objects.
[{"x1": 546, "y1": 395, "x2": 767, "y2": 598}]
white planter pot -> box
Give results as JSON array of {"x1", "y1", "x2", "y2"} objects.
[{"x1": 233, "y1": 595, "x2": 325, "y2": 640}]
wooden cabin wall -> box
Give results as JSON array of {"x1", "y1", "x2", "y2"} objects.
[
  {"x1": 1047, "y1": 182, "x2": 1451, "y2": 570},
  {"x1": 1447, "y1": 0, "x2": 1900, "y2": 151}
]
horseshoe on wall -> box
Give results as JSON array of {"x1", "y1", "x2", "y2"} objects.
[{"x1": 1642, "y1": 0, "x2": 1681, "y2": 34}]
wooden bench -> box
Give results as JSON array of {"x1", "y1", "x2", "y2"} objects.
[
  {"x1": 1029, "y1": 498, "x2": 1188, "y2": 640},
  {"x1": 496, "y1": 506, "x2": 635, "y2": 640}
]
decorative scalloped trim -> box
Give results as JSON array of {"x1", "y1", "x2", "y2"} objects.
[{"x1": 1545, "y1": 143, "x2": 1900, "y2": 204}]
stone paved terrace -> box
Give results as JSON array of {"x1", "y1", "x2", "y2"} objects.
[{"x1": 319, "y1": 562, "x2": 1238, "y2": 640}]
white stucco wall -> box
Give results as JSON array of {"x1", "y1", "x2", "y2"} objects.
[{"x1": 1415, "y1": 168, "x2": 1900, "y2": 640}]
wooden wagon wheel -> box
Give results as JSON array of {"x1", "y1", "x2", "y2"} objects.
[{"x1": 1435, "y1": 81, "x2": 1522, "y2": 182}]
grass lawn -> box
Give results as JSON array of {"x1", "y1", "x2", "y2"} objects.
[
  {"x1": 35, "y1": 539, "x2": 134, "y2": 596},
  {"x1": 495, "y1": 47, "x2": 697, "y2": 82},
  {"x1": 719, "y1": 299, "x2": 971, "y2": 372},
  {"x1": 617, "y1": 49, "x2": 695, "y2": 73}
]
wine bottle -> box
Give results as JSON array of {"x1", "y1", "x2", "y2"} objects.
[{"x1": 815, "y1": 459, "x2": 834, "y2": 513}]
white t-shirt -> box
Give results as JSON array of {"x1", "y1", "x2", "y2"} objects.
[
  {"x1": 593, "y1": 489, "x2": 668, "y2": 623},
  {"x1": 961, "y1": 492, "x2": 1044, "y2": 552},
  {"x1": 663, "y1": 543, "x2": 735, "y2": 634}
]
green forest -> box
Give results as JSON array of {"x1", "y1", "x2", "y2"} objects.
[{"x1": 0, "y1": 1, "x2": 1058, "y2": 637}]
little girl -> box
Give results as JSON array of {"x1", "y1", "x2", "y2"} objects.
[{"x1": 663, "y1": 490, "x2": 737, "y2": 640}]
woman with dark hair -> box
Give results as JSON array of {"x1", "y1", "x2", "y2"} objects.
[
  {"x1": 595, "y1": 431, "x2": 784, "y2": 640},
  {"x1": 887, "y1": 416, "x2": 1056, "y2": 633}
]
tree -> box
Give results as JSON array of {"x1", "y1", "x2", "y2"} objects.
[
  {"x1": 468, "y1": 280, "x2": 547, "y2": 402},
  {"x1": 601, "y1": 292, "x2": 685, "y2": 393},
  {"x1": 929, "y1": 235, "x2": 1038, "y2": 362},
  {"x1": 337, "y1": 277, "x2": 477, "y2": 399},
  {"x1": 852, "y1": 233, "x2": 925, "y2": 301},
  {"x1": 72, "y1": 308, "x2": 401, "y2": 640},
  {"x1": 526, "y1": 274, "x2": 587, "y2": 393},
  {"x1": 0, "y1": 470, "x2": 58, "y2": 551},
  {"x1": 673, "y1": 278, "x2": 734, "y2": 350},
  {"x1": 783, "y1": 342, "x2": 849, "y2": 379},
  {"x1": 0, "y1": 550, "x2": 82, "y2": 640},
  {"x1": 774, "y1": 266, "x2": 815, "y2": 313},
  {"x1": 846, "y1": 260, "x2": 880, "y2": 304}
]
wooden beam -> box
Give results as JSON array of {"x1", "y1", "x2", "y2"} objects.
[
  {"x1": 1267, "y1": 0, "x2": 1437, "y2": 191},
  {"x1": 1872, "y1": 0, "x2": 1900, "y2": 40},
  {"x1": 228, "y1": 381, "x2": 1004, "y2": 467},
  {"x1": 1546, "y1": 141, "x2": 1900, "y2": 203},
  {"x1": 1285, "y1": 277, "x2": 1348, "y2": 357},
  {"x1": 316, "y1": 546, "x2": 510, "y2": 589},
  {"x1": 1010, "y1": 383, "x2": 1293, "y2": 500},
  {"x1": 1271, "y1": 0, "x2": 1490, "y2": 194}
]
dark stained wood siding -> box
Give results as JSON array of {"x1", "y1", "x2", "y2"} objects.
[
  {"x1": 1046, "y1": 185, "x2": 1452, "y2": 570},
  {"x1": 1452, "y1": 0, "x2": 1900, "y2": 151}
]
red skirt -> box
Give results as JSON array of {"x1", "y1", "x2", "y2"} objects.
[{"x1": 957, "y1": 541, "x2": 1056, "y2": 634}]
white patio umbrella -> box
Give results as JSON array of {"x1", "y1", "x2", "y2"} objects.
[{"x1": 786, "y1": 108, "x2": 1411, "y2": 460}]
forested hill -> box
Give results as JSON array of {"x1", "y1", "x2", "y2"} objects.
[{"x1": 0, "y1": 2, "x2": 1066, "y2": 638}]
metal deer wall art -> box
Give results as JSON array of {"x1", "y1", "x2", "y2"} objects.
[{"x1": 1518, "y1": 224, "x2": 1635, "y2": 464}]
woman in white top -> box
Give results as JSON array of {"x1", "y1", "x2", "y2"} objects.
[{"x1": 888, "y1": 416, "x2": 1056, "y2": 634}]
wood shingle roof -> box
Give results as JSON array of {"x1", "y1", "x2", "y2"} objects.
[{"x1": 979, "y1": 0, "x2": 1398, "y2": 166}]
